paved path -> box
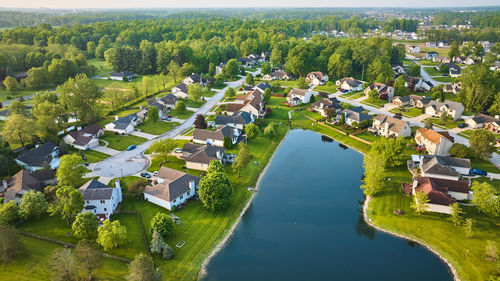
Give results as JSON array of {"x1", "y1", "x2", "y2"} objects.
[
  {"x1": 414, "y1": 60, "x2": 451, "y2": 86},
  {"x1": 93, "y1": 70, "x2": 259, "y2": 178},
  {"x1": 92, "y1": 145, "x2": 121, "y2": 156},
  {"x1": 130, "y1": 130, "x2": 157, "y2": 140}
]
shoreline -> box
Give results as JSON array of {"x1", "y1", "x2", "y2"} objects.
[
  {"x1": 362, "y1": 196, "x2": 460, "y2": 281},
  {"x1": 197, "y1": 130, "x2": 290, "y2": 279}
]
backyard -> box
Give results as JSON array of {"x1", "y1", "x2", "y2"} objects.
[
  {"x1": 100, "y1": 131, "x2": 147, "y2": 151},
  {"x1": 137, "y1": 120, "x2": 179, "y2": 135},
  {"x1": 68, "y1": 147, "x2": 110, "y2": 163},
  {"x1": 169, "y1": 109, "x2": 195, "y2": 119},
  {"x1": 389, "y1": 107, "x2": 423, "y2": 118}
]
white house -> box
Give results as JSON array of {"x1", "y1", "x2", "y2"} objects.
[
  {"x1": 109, "y1": 71, "x2": 136, "y2": 81},
  {"x1": 287, "y1": 88, "x2": 313, "y2": 105},
  {"x1": 143, "y1": 167, "x2": 200, "y2": 211},
  {"x1": 305, "y1": 72, "x2": 328, "y2": 86},
  {"x1": 182, "y1": 143, "x2": 227, "y2": 171},
  {"x1": 408, "y1": 45, "x2": 420, "y2": 53},
  {"x1": 192, "y1": 126, "x2": 241, "y2": 147},
  {"x1": 182, "y1": 73, "x2": 207, "y2": 86},
  {"x1": 363, "y1": 83, "x2": 394, "y2": 100},
  {"x1": 336, "y1": 77, "x2": 363, "y2": 91},
  {"x1": 63, "y1": 124, "x2": 103, "y2": 150},
  {"x1": 415, "y1": 128, "x2": 454, "y2": 156},
  {"x1": 172, "y1": 83, "x2": 189, "y2": 99},
  {"x1": 262, "y1": 70, "x2": 291, "y2": 81},
  {"x1": 370, "y1": 114, "x2": 411, "y2": 138},
  {"x1": 79, "y1": 179, "x2": 122, "y2": 221},
  {"x1": 425, "y1": 100, "x2": 464, "y2": 120},
  {"x1": 104, "y1": 113, "x2": 142, "y2": 135}
]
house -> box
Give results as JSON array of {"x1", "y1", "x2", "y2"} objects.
[
  {"x1": 415, "y1": 128, "x2": 454, "y2": 156},
  {"x1": 215, "y1": 62, "x2": 225, "y2": 75},
  {"x1": 192, "y1": 126, "x2": 242, "y2": 147},
  {"x1": 287, "y1": 88, "x2": 313, "y2": 105},
  {"x1": 109, "y1": 71, "x2": 136, "y2": 81},
  {"x1": 485, "y1": 120, "x2": 500, "y2": 134},
  {"x1": 3, "y1": 169, "x2": 56, "y2": 204},
  {"x1": 182, "y1": 73, "x2": 207, "y2": 86},
  {"x1": 412, "y1": 177, "x2": 470, "y2": 214},
  {"x1": 182, "y1": 143, "x2": 227, "y2": 171},
  {"x1": 426, "y1": 52, "x2": 439, "y2": 60},
  {"x1": 418, "y1": 155, "x2": 471, "y2": 180},
  {"x1": 340, "y1": 106, "x2": 372, "y2": 126},
  {"x1": 305, "y1": 72, "x2": 328, "y2": 86},
  {"x1": 433, "y1": 56, "x2": 451, "y2": 63},
  {"x1": 63, "y1": 124, "x2": 103, "y2": 150},
  {"x1": 79, "y1": 179, "x2": 122, "y2": 221},
  {"x1": 248, "y1": 52, "x2": 267, "y2": 62},
  {"x1": 392, "y1": 65, "x2": 406, "y2": 77},
  {"x1": 227, "y1": 90, "x2": 265, "y2": 118},
  {"x1": 172, "y1": 83, "x2": 189, "y2": 99},
  {"x1": 408, "y1": 45, "x2": 420, "y2": 53},
  {"x1": 16, "y1": 142, "x2": 60, "y2": 171},
  {"x1": 363, "y1": 83, "x2": 394, "y2": 100},
  {"x1": 452, "y1": 56, "x2": 475, "y2": 65},
  {"x1": 104, "y1": 113, "x2": 142, "y2": 135},
  {"x1": 12, "y1": 72, "x2": 28, "y2": 81},
  {"x1": 0, "y1": 105, "x2": 32, "y2": 121},
  {"x1": 336, "y1": 77, "x2": 363, "y2": 91},
  {"x1": 391, "y1": 96, "x2": 411, "y2": 107},
  {"x1": 479, "y1": 41, "x2": 491, "y2": 52},
  {"x1": 370, "y1": 114, "x2": 411, "y2": 138},
  {"x1": 438, "y1": 63, "x2": 461, "y2": 78},
  {"x1": 465, "y1": 114, "x2": 500, "y2": 130},
  {"x1": 425, "y1": 100, "x2": 464, "y2": 120},
  {"x1": 254, "y1": 82, "x2": 272, "y2": 94},
  {"x1": 405, "y1": 77, "x2": 423, "y2": 91},
  {"x1": 426, "y1": 42, "x2": 437, "y2": 48},
  {"x1": 238, "y1": 57, "x2": 255, "y2": 68},
  {"x1": 409, "y1": 95, "x2": 431, "y2": 108},
  {"x1": 438, "y1": 40, "x2": 449, "y2": 47},
  {"x1": 311, "y1": 98, "x2": 342, "y2": 117},
  {"x1": 154, "y1": 93, "x2": 177, "y2": 110},
  {"x1": 143, "y1": 167, "x2": 200, "y2": 211},
  {"x1": 262, "y1": 70, "x2": 291, "y2": 81},
  {"x1": 214, "y1": 112, "x2": 254, "y2": 130},
  {"x1": 443, "y1": 82, "x2": 461, "y2": 94}
]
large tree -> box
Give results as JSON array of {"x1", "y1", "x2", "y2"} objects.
[
  {"x1": 2, "y1": 114, "x2": 36, "y2": 147},
  {"x1": 151, "y1": 213, "x2": 174, "y2": 238},
  {"x1": 19, "y1": 191, "x2": 48, "y2": 219},
  {"x1": 469, "y1": 129, "x2": 497, "y2": 160},
  {"x1": 127, "y1": 254, "x2": 161, "y2": 281},
  {"x1": 198, "y1": 164, "x2": 233, "y2": 211},
  {"x1": 0, "y1": 201, "x2": 20, "y2": 224},
  {"x1": 147, "y1": 106, "x2": 159, "y2": 122},
  {"x1": 245, "y1": 73, "x2": 255, "y2": 85},
  {"x1": 458, "y1": 64, "x2": 499, "y2": 112},
  {"x1": 411, "y1": 191, "x2": 430, "y2": 215},
  {"x1": 245, "y1": 123, "x2": 260, "y2": 140},
  {"x1": 72, "y1": 212, "x2": 99, "y2": 239},
  {"x1": 51, "y1": 185, "x2": 84, "y2": 224},
  {"x1": 194, "y1": 114, "x2": 207, "y2": 129},
  {"x1": 360, "y1": 150, "x2": 385, "y2": 197},
  {"x1": 261, "y1": 62, "x2": 272, "y2": 75},
  {"x1": 49, "y1": 248, "x2": 77, "y2": 281},
  {"x1": 223, "y1": 59, "x2": 240, "y2": 79},
  {"x1": 97, "y1": 219, "x2": 127, "y2": 251},
  {"x1": 471, "y1": 181, "x2": 500, "y2": 217},
  {"x1": 0, "y1": 222, "x2": 20, "y2": 262},
  {"x1": 263, "y1": 122, "x2": 277, "y2": 139},
  {"x1": 233, "y1": 143, "x2": 252, "y2": 177},
  {"x1": 148, "y1": 138, "x2": 176, "y2": 166},
  {"x1": 56, "y1": 154, "x2": 87, "y2": 188},
  {"x1": 188, "y1": 83, "x2": 205, "y2": 102},
  {"x1": 58, "y1": 73, "x2": 101, "y2": 123},
  {"x1": 449, "y1": 203, "x2": 463, "y2": 226},
  {"x1": 75, "y1": 240, "x2": 103, "y2": 280},
  {"x1": 3, "y1": 76, "x2": 19, "y2": 92}
]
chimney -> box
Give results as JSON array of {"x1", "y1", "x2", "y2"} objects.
[
  {"x1": 2, "y1": 180, "x2": 7, "y2": 191},
  {"x1": 115, "y1": 116, "x2": 119, "y2": 121},
  {"x1": 190, "y1": 180, "x2": 196, "y2": 194},
  {"x1": 77, "y1": 126, "x2": 82, "y2": 131},
  {"x1": 115, "y1": 179, "x2": 121, "y2": 189},
  {"x1": 216, "y1": 150, "x2": 222, "y2": 159}
]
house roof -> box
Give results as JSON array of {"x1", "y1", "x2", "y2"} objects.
[
  {"x1": 421, "y1": 156, "x2": 470, "y2": 177},
  {"x1": 159, "y1": 93, "x2": 177, "y2": 105},
  {"x1": 214, "y1": 112, "x2": 253, "y2": 126},
  {"x1": 312, "y1": 98, "x2": 341, "y2": 110},
  {"x1": 112, "y1": 113, "x2": 138, "y2": 130},
  {"x1": 343, "y1": 106, "x2": 372, "y2": 122},
  {"x1": 307, "y1": 71, "x2": 327, "y2": 80},
  {"x1": 267, "y1": 70, "x2": 290, "y2": 78},
  {"x1": 227, "y1": 90, "x2": 263, "y2": 113},
  {"x1": 17, "y1": 142, "x2": 58, "y2": 168},
  {"x1": 193, "y1": 126, "x2": 236, "y2": 142},
  {"x1": 185, "y1": 144, "x2": 226, "y2": 165},
  {"x1": 338, "y1": 77, "x2": 363, "y2": 88},
  {"x1": 4, "y1": 169, "x2": 55, "y2": 203},
  {"x1": 79, "y1": 179, "x2": 115, "y2": 200},
  {"x1": 415, "y1": 177, "x2": 469, "y2": 206},
  {"x1": 392, "y1": 95, "x2": 411, "y2": 103},
  {"x1": 416, "y1": 128, "x2": 454, "y2": 144},
  {"x1": 426, "y1": 100, "x2": 464, "y2": 112},
  {"x1": 67, "y1": 124, "x2": 101, "y2": 146},
  {"x1": 471, "y1": 114, "x2": 500, "y2": 125},
  {"x1": 289, "y1": 88, "x2": 309, "y2": 97},
  {"x1": 254, "y1": 82, "x2": 272, "y2": 92},
  {"x1": 173, "y1": 83, "x2": 189, "y2": 93},
  {"x1": 373, "y1": 114, "x2": 409, "y2": 134},
  {"x1": 143, "y1": 167, "x2": 200, "y2": 202}
]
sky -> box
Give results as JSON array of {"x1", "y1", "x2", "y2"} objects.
[{"x1": 0, "y1": 0, "x2": 499, "y2": 9}]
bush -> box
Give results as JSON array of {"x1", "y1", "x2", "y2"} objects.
[
  {"x1": 151, "y1": 213, "x2": 174, "y2": 237},
  {"x1": 449, "y1": 143, "x2": 471, "y2": 158}
]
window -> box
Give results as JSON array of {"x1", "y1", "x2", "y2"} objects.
[
  {"x1": 86, "y1": 201, "x2": 89, "y2": 204},
  {"x1": 173, "y1": 199, "x2": 176, "y2": 203},
  {"x1": 187, "y1": 191, "x2": 190, "y2": 196},
  {"x1": 104, "y1": 208, "x2": 107, "y2": 211},
  {"x1": 180, "y1": 195, "x2": 183, "y2": 199},
  {"x1": 100, "y1": 200, "x2": 105, "y2": 204}
]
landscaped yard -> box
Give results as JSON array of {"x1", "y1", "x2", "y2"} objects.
[
  {"x1": 424, "y1": 66, "x2": 446, "y2": 76},
  {"x1": 182, "y1": 99, "x2": 206, "y2": 108},
  {"x1": 137, "y1": 120, "x2": 179, "y2": 135},
  {"x1": 314, "y1": 82, "x2": 337, "y2": 93},
  {"x1": 0, "y1": 85, "x2": 55, "y2": 103},
  {"x1": 389, "y1": 107, "x2": 423, "y2": 118},
  {"x1": 147, "y1": 155, "x2": 202, "y2": 177},
  {"x1": 87, "y1": 58, "x2": 113, "y2": 75},
  {"x1": 423, "y1": 117, "x2": 463, "y2": 129},
  {"x1": 169, "y1": 109, "x2": 194, "y2": 119},
  {"x1": 418, "y1": 59, "x2": 440, "y2": 66},
  {"x1": 108, "y1": 213, "x2": 148, "y2": 259},
  {"x1": 352, "y1": 131, "x2": 378, "y2": 143},
  {"x1": 100, "y1": 131, "x2": 147, "y2": 151},
  {"x1": 360, "y1": 97, "x2": 388, "y2": 108},
  {"x1": 433, "y1": 76, "x2": 454, "y2": 83},
  {"x1": 348, "y1": 92, "x2": 365, "y2": 100},
  {"x1": 68, "y1": 147, "x2": 110, "y2": 163}
]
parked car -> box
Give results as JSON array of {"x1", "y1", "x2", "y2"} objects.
[
  {"x1": 84, "y1": 162, "x2": 89, "y2": 167},
  {"x1": 342, "y1": 89, "x2": 349, "y2": 93},
  {"x1": 126, "y1": 145, "x2": 136, "y2": 151},
  {"x1": 140, "y1": 172, "x2": 151, "y2": 178},
  {"x1": 174, "y1": 148, "x2": 183, "y2": 153},
  {"x1": 161, "y1": 115, "x2": 171, "y2": 121},
  {"x1": 469, "y1": 169, "x2": 487, "y2": 176},
  {"x1": 458, "y1": 123, "x2": 468, "y2": 128}
]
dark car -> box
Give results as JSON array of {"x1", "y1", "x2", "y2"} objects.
[
  {"x1": 469, "y1": 169, "x2": 487, "y2": 176},
  {"x1": 140, "y1": 172, "x2": 151, "y2": 178},
  {"x1": 458, "y1": 123, "x2": 468, "y2": 128}
]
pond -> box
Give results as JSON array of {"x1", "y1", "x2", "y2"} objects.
[{"x1": 204, "y1": 129, "x2": 453, "y2": 281}]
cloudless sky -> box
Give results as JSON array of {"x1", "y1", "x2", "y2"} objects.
[{"x1": 0, "y1": 0, "x2": 498, "y2": 9}]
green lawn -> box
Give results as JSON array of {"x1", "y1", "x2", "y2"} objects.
[
  {"x1": 108, "y1": 213, "x2": 148, "y2": 259},
  {"x1": 418, "y1": 59, "x2": 440, "y2": 66},
  {"x1": 137, "y1": 120, "x2": 179, "y2": 135},
  {"x1": 340, "y1": 90, "x2": 361, "y2": 99},
  {"x1": 348, "y1": 92, "x2": 365, "y2": 100},
  {"x1": 470, "y1": 158, "x2": 500, "y2": 174},
  {"x1": 352, "y1": 131, "x2": 378, "y2": 143},
  {"x1": 302, "y1": 109, "x2": 324, "y2": 121},
  {"x1": 360, "y1": 97, "x2": 389, "y2": 108},
  {"x1": 182, "y1": 99, "x2": 206, "y2": 108},
  {"x1": 0, "y1": 85, "x2": 55, "y2": 103},
  {"x1": 147, "y1": 155, "x2": 202, "y2": 177},
  {"x1": 101, "y1": 131, "x2": 147, "y2": 151},
  {"x1": 424, "y1": 66, "x2": 446, "y2": 76},
  {"x1": 87, "y1": 58, "x2": 113, "y2": 75},
  {"x1": 434, "y1": 76, "x2": 454, "y2": 83},
  {"x1": 423, "y1": 117, "x2": 463, "y2": 129},
  {"x1": 389, "y1": 107, "x2": 424, "y2": 118},
  {"x1": 169, "y1": 109, "x2": 194, "y2": 119},
  {"x1": 314, "y1": 82, "x2": 337, "y2": 93},
  {"x1": 68, "y1": 147, "x2": 110, "y2": 163}
]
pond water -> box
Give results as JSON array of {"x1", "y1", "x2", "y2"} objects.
[{"x1": 204, "y1": 129, "x2": 453, "y2": 281}]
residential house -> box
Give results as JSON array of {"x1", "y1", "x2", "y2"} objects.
[
  {"x1": 452, "y1": 56, "x2": 475, "y2": 65},
  {"x1": 182, "y1": 73, "x2": 207, "y2": 86},
  {"x1": 238, "y1": 57, "x2": 256, "y2": 68},
  {"x1": 16, "y1": 142, "x2": 60, "y2": 171},
  {"x1": 405, "y1": 77, "x2": 423, "y2": 91},
  {"x1": 438, "y1": 63, "x2": 461, "y2": 77},
  {"x1": 253, "y1": 82, "x2": 272, "y2": 94},
  {"x1": 465, "y1": 114, "x2": 500, "y2": 130},
  {"x1": 227, "y1": 90, "x2": 265, "y2": 117},
  {"x1": 192, "y1": 126, "x2": 242, "y2": 147},
  {"x1": 248, "y1": 52, "x2": 267, "y2": 62},
  {"x1": 421, "y1": 80, "x2": 434, "y2": 91},
  {"x1": 262, "y1": 70, "x2": 291, "y2": 81},
  {"x1": 443, "y1": 82, "x2": 461, "y2": 94},
  {"x1": 172, "y1": 83, "x2": 189, "y2": 99},
  {"x1": 438, "y1": 40, "x2": 449, "y2": 47},
  {"x1": 408, "y1": 45, "x2": 420, "y2": 53},
  {"x1": 425, "y1": 100, "x2": 464, "y2": 120},
  {"x1": 215, "y1": 62, "x2": 225, "y2": 75},
  {"x1": 12, "y1": 72, "x2": 28, "y2": 81},
  {"x1": 143, "y1": 167, "x2": 200, "y2": 211},
  {"x1": 485, "y1": 120, "x2": 500, "y2": 134},
  {"x1": 3, "y1": 169, "x2": 56, "y2": 204},
  {"x1": 370, "y1": 114, "x2": 411, "y2": 138},
  {"x1": 479, "y1": 41, "x2": 491, "y2": 52},
  {"x1": 409, "y1": 95, "x2": 431, "y2": 108},
  {"x1": 412, "y1": 177, "x2": 470, "y2": 214},
  {"x1": 63, "y1": 124, "x2": 103, "y2": 150},
  {"x1": 182, "y1": 143, "x2": 227, "y2": 171},
  {"x1": 426, "y1": 42, "x2": 437, "y2": 48},
  {"x1": 287, "y1": 88, "x2": 313, "y2": 106},
  {"x1": 391, "y1": 96, "x2": 411, "y2": 107},
  {"x1": 418, "y1": 155, "x2": 471, "y2": 181},
  {"x1": 0, "y1": 105, "x2": 32, "y2": 121},
  {"x1": 104, "y1": 113, "x2": 142, "y2": 135},
  {"x1": 305, "y1": 72, "x2": 329, "y2": 86},
  {"x1": 311, "y1": 98, "x2": 342, "y2": 117},
  {"x1": 340, "y1": 106, "x2": 372, "y2": 126},
  {"x1": 415, "y1": 128, "x2": 454, "y2": 156},
  {"x1": 392, "y1": 65, "x2": 406, "y2": 77},
  {"x1": 432, "y1": 56, "x2": 451, "y2": 63},
  {"x1": 426, "y1": 52, "x2": 439, "y2": 60},
  {"x1": 79, "y1": 179, "x2": 122, "y2": 221},
  {"x1": 156, "y1": 93, "x2": 177, "y2": 110},
  {"x1": 336, "y1": 77, "x2": 363, "y2": 91},
  {"x1": 214, "y1": 112, "x2": 254, "y2": 130},
  {"x1": 364, "y1": 83, "x2": 394, "y2": 100},
  {"x1": 110, "y1": 71, "x2": 136, "y2": 81}
]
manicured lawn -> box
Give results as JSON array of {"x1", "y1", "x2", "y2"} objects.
[
  {"x1": 87, "y1": 58, "x2": 113, "y2": 75},
  {"x1": 418, "y1": 59, "x2": 440, "y2": 66},
  {"x1": 68, "y1": 148, "x2": 110, "y2": 163},
  {"x1": 0, "y1": 85, "x2": 54, "y2": 103},
  {"x1": 302, "y1": 109, "x2": 324, "y2": 121},
  {"x1": 470, "y1": 158, "x2": 500, "y2": 174},
  {"x1": 352, "y1": 131, "x2": 378, "y2": 143},
  {"x1": 169, "y1": 109, "x2": 194, "y2": 119},
  {"x1": 314, "y1": 83, "x2": 338, "y2": 93},
  {"x1": 182, "y1": 99, "x2": 206, "y2": 108},
  {"x1": 147, "y1": 155, "x2": 202, "y2": 177},
  {"x1": 423, "y1": 117, "x2": 463, "y2": 129},
  {"x1": 108, "y1": 213, "x2": 148, "y2": 259},
  {"x1": 389, "y1": 107, "x2": 424, "y2": 118},
  {"x1": 360, "y1": 97, "x2": 388, "y2": 108},
  {"x1": 137, "y1": 120, "x2": 179, "y2": 135},
  {"x1": 18, "y1": 215, "x2": 78, "y2": 244},
  {"x1": 340, "y1": 90, "x2": 361, "y2": 99},
  {"x1": 434, "y1": 76, "x2": 454, "y2": 83},
  {"x1": 100, "y1": 131, "x2": 147, "y2": 151},
  {"x1": 424, "y1": 66, "x2": 446, "y2": 76},
  {"x1": 348, "y1": 92, "x2": 365, "y2": 100},
  {"x1": 180, "y1": 127, "x2": 195, "y2": 136}
]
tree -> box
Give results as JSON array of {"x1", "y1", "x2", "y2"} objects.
[
  {"x1": 151, "y1": 213, "x2": 174, "y2": 238},
  {"x1": 463, "y1": 218, "x2": 473, "y2": 239},
  {"x1": 9, "y1": 100, "x2": 26, "y2": 116},
  {"x1": 162, "y1": 244, "x2": 174, "y2": 260},
  {"x1": 150, "y1": 230, "x2": 166, "y2": 254},
  {"x1": 75, "y1": 240, "x2": 103, "y2": 280},
  {"x1": 368, "y1": 58, "x2": 393, "y2": 83},
  {"x1": 368, "y1": 89, "x2": 379, "y2": 99},
  {"x1": 353, "y1": 44, "x2": 374, "y2": 80},
  {"x1": 411, "y1": 191, "x2": 430, "y2": 215},
  {"x1": 167, "y1": 61, "x2": 180, "y2": 83},
  {"x1": 188, "y1": 84, "x2": 205, "y2": 102},
  {"x1": 72, "y1": 212, "x2": 99, "y2": 239},
  {"x1": 424, "y1": 118, "x2": 433, "y2": 129},
  {"x1": 127, "y1": 253, "x2": 161, "y2": 281},
  {"x1": 245, "y1": 74, "x2": 254, "y2": 85},
  {"x1": 223, "y1": 59, "x2": 240, "y2": 79},
  {"x1": 264, "y1": 122, "x2": 277, "y2": 139},
  {"x1": 233, "y1": 143, "x2": 252, "y2": 177},
  {"x1": 19, "y1": 191, "x2": 48, "y2": 219},
  {"x1": 148, "y1": 106, "x2": 159, "y2": 122},
  {"x1": 408, "y1": 64, "x2": 421, "y2": 77},
  {"x1": 148, "y1": 138, "x2": 176, "y2": 166},
  {"x1": 449, "y1": 143, "x2": 471, "y2": 158},
  {"x1": 471, "y1": 181, "x2": 500, "y2": 217},
  {"x1": 225, "y1": 87, "x2": 236, "y2": 98},
  {"x1": 263, "y1": 88, "x2": 272, "y2": 101},
  {"x1": 86, "y1": 41, "x2": 96, "y2": 57},
  {"x1": 194, "y1": 114, "x2": 208, "y2": 129},
  {"x1": 469, "y1": 129, "x2": 496, "y2": 159},
  {"x1": 58, "y1": 74, "x2": 101, "y2": 123},
  {"x1": 207, "y1": 159, "x2": 223, "y2": 174},
  {"x1": 370, "y1": 138, "x2": 406, "y2": 168},
  {"x1": 140, "y1": 76, "x2": 155, "y2": 98},
  {"x1": 449, "y1": 203, "x2": 463, "y2": 226},
  {"x1": 0, "y1": 222, "x2": 20, "y2": 262},
  {"x1": 25, "y1": 67, "x2": 49, "y2": 89},
  {"x1": 485, "y1": 241, "x2": 498, "y2": 262},
  {"x1": 297, "y1": 77, "x2": 308, "y2": 89},
  {"x1": 198, "y1": 169, "x2": 233, "y2": 211},
  {"x1": 245, "y1": 123, "x2": 259, "y2": 140},
  {"x1": 261, "y1": 62, "x2": 272, "y2": 75},
  {"x1": 2, "y1": 114, "x2": 36, "y2": 147},
  {"x1": 223, "y1": 137, "x2": 232, "y2": 149},
  {"x1": 51, "y1": 185, "x2": 84, "y2": 225},
  {"x1": 56, "y1": 154, "x2": 87, "y2": 188},
  {"x1": 449, "y1": 41, "x2": 460, "y2": 58},
  {"x1": 393, "y1": 75, "x2": 407, "y2": 95},
  {"x1": 49, "y1": 248, "x2": 77, "y2": 281},
  {"x1": 3, "y1": 76, "x2": 19, "y2": 92},
  {"x1": 174, "y1": 101, "x2": 187, "y2": 112},
  {"x1": 458, "y1": 64, "x2": 498, "y2": 113},
  {"x1": 360, "y1": 150, "x2": 385, "y2": 196},
  {"x1": 96, "y1": 219, "x2": 127, "y2": 251},
  {"x1": 0, "y1": 201, "x2": 19, "y2": 224}
]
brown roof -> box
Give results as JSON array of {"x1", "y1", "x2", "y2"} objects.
[
  {"x1": 68, "y1": 124, "x2": 101, "y2": 146},
  {"x1": 156, "y1": 166, "x2": 185, "y2": 181},
  {"x1": 415, "y1": 177, "x2": 469, "y2": 206},
  {"x1": 193, "y1": 126, "x2": 236, "y2": 142},
  {"x1": 227, "y1": 90, "x2": 262, "y2": 113},
  {"x1": 4, "y1": 169, "x2": 54, "y2": 203},
  {"x1": 144, "y1": 168, "x2": 199, "y2": 202},
  {"x1": 186, "y1": 145, "x2": 226, "y2": 165},
  {"x1": 416, "y1": 128, "x2": 454, "y2": 144},
  {"x1": 289, "y1": 88, "x2": 309, "y2": 97},
  {"x1": 374, "y1": 114, "x2": 409, "y2": 134}
]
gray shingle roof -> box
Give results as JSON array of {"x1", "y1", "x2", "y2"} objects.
[
  {"x1": 214, "y1": 112, "x2": 252, "y2": 126},
  {"x1": 343, "y1": 106, "x2": 372, "y2": 122},
  {"x1": 79, "y1": 179, "x2": 114, "y2": 200},
  {"x1": 143, "y1": 167, "x2": 200, "y2": 202},
  {"x1": 112, "y1": 113, "x2": 138, "y2": 129},
  {"x1": 16, "y1": 142, "x2": 58, "y2": 167}
]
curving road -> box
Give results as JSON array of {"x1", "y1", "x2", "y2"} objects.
[{"x1": 93, "y1": 70, "x2": 260, "y2": 178}]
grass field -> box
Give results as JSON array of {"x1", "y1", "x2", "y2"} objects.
[
  {"x1": 68, "y1": 148, "x2": 110, "y2": 163},
  {"x1": 418, "y1": 59, "x2": 440, "y2": 66},
  {"x1": 182, "y1": 99, "x2": 206, "y2": 108},
  {"x1": 87, "y1": 58, "x2": 113, "y2": 75},
  {"x1": 0, "y1": 85, "x2": 54, "y2": 103},
  {"x1": 169, "y1": 109, "x2": 194, "y2": 119},
  {"x1": 314, "y1": 82, "x2": 338, "y2": 93},
  {"x1": 389, "y1": 107, "x2": 424, "y2": 118},
  {"x1": 137, "y1": 120, "x2": 179, "y2": 135},
  {"x1": 100, "y1": 132, "x2": 147, "y2": 151},
  {"x1": 352, "y1": 131, "x2": 378, "y2": 143},
  {"x1": 424, "y1": 66, "x2": 446, "y2": 76},
  {"x1": 360, "y1": 97, "x2": 388, "y2": 108},
  {"x1": 423, "y1": 117, "x2": 463, "y2": 129},
  {"x1": 434, "y1": 76, "x2": 454, "y2": 83}
]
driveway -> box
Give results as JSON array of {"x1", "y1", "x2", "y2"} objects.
[
  {"x1": 92, "y1": 145, "x2": 121, "y2": 156},
  {"x1": 130, "y1": 130, "x2": 157, "y2": 140}
]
